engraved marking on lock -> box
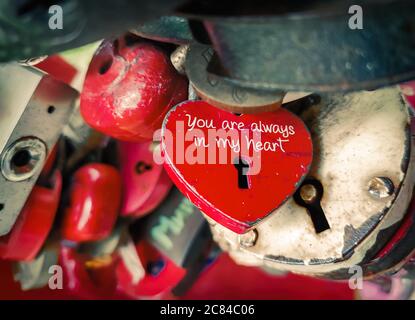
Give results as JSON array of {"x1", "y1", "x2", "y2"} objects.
[
  {"x1": 232, "y1": 87, "x2": 247, "y2": 104},
  {"x1": 233, "y1": 157, "x2": 251, "y2": 189},
  {"x1": 202, "y1": 48, "x2": 219, "y2": 87},
  {"x1": 207, "y1": 73, "x2": 219, "y2": 87},
  {"x1": 186, "y1": 44, "x2": 285, "y2": 113},
  {"x1": 294, "y1": 179, "x2": 330, "y2": 233},
  {"x1": 202, "y1": 48, "x2": 213, "y2": 65}
]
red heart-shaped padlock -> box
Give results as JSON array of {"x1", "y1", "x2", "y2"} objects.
[{"x1": 161, "y1": 100, "x2": 313, "y2": 233}]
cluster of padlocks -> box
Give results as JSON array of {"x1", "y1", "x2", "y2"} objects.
[{"x1": 1, "y1": 31, "x2": 415, "y2": 299}]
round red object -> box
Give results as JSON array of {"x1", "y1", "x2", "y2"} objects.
[{"x1": 80, "y1": 35, "x2": 188, "y2": 142}]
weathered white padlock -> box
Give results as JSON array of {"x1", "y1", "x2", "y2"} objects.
[{"x1": 209, "y1": 86, "x2": 415, "y2": 279}]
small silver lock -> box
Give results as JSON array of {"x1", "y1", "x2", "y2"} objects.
[{"x1": 0, "y1": 63, "x2": 77, "y2": 236}]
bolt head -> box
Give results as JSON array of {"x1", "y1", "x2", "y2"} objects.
[
  {"x1": 368, "y1": 177, "x2": 395, "y2": 199},
  {"x1": 239, "y1": 229, "x2": 258, "y2": 248}
]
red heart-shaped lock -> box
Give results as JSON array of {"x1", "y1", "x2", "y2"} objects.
[{"x1": 161, "y1": 100, "x2": 313, "y2": 233}]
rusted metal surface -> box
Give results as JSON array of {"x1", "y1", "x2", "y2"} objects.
[
  {"x1": 185, "y1": 44, "x2": 286, "y2": 113},
  {"x1": 0, "y1": 0, "x2": 186, "y2": 62},
  {"x1": 199, "y1": 0, "x2": 415, "y2": 92}
]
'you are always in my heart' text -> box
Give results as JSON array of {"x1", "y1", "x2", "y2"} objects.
[{"x1": 185, "y1": 114, "x2": 296, "y2": 153}]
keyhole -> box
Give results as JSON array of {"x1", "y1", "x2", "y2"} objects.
[
  {"x1": 293, "y1": 179, "x2": 330, "y2": 233},
  {"x1": 146, "y1": 259, "x2": 165, "y2": 276},
  {"x1": 233, "y1": 157, "x2": 250, "y2": 189},
  {"x1": 135, "y1": 161, "x2": 152, "y2": 174}
]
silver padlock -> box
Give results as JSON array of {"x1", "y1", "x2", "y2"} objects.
[{"x1": 0, "y1": 63, "x2": 77, "y2": 236}]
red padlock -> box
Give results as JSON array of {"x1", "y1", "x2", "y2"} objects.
[
  {"x1": 161, "y1": 100, "x2": 313, "y2": 233},
  {"x1": 80, "y1": 34, "x2": 188, "y2": 142},
  {"x1": 35, "y1": 55, "x2": 77, "y2": 86},
  {"x1": 116, "y1": 241, "x2": 186, "y2": 299},
  {"x1": 61, "y1": 163, "x2": 122, "y2": 242},
  {"x1": 38, "y1": 144, "x2": 58, "y2": 181},
  {"x1": 119, "y1": 141, "x2": 172, "y2": 218},
  {"x1": 0, "y1": 171, "x2": 62, "y2": 261},
  {"x1": 59, "y1": 246, "x2": 118, "y2": 299}
]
